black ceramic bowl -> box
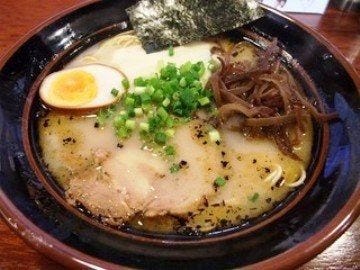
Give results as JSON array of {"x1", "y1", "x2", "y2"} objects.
[{"x1": 0, "y1": 1, "x2": 359, "y2": 269}]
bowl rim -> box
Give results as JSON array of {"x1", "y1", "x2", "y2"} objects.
[{"x1": 0, "y1": 1, "x2": 359, "y2": 269}]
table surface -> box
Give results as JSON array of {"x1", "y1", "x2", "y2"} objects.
[{"x1": 0, "y1": 1, "x2": 359, "y2": 269}]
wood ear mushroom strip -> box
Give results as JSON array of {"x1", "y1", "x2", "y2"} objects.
[{"x1": 210, "y1": 38, "x2": 337, "y2": 159}]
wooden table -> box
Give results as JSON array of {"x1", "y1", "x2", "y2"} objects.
[{"x1": 0, "y1": 1, "x2": 359, "y2": 269}]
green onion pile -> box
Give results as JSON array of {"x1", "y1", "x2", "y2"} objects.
[{"x1": 96, "y1": 61, "x2": 214, "y2": 155}]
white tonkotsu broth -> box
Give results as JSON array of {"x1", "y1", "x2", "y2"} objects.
[
  {"x1": 39, "y1": 33, "x2": 313, "y2": 232},
  {"x1": 66, "y1": 32, "x2": 216, "y2": 88}
]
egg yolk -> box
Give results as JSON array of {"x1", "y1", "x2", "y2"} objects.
[{"x1": 50, "y1": 70, "x2": 97, "y2": 106}]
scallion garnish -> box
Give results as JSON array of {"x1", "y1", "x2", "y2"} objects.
[
  {"x1": 152, "y1": 90, "x2": 164, "y2": 103},
  {"x1": 116, "y1": 126, "x2": 130, "y2": 138},
  {"x1": 111, "y1": 88, "x2": 119, "y2": 97},
  {"x1": 134, "y1": 107, "x2": 143, "y2": 117},
  {"x1": 125, "y1": 97, "x2": 135, "y2": 107},
  {"x1": 162, "y1": 97, "x2": 170, "y2": 107},
  {"x1": 125, "y1": 119, "x2": 136, "y2": 130},
  {"x1": 154, "y1": 132, "x2": 167, "y2": 145},
  {"x1": 99, "y1": 61, "x2": 214, "y2": 155},
  {"x1": 208, "y1": 59, "x2": 219, "y2": 72},
  {"x1": 134, "y1": 77, "x2": 147, "y2": 87},
  {"x1": 96, "y1": 106, "x2": 116, "y2": 127},
  {"x1": 113, "y1": 115, "x2": 126, "y2": 128},
  {"x1": 214, "y1": 177, "x2": 226, "y2": 187},
  {"x1": 170, "y1": 163, "x2": 180, "y2": 173},
  {"x1": 164, "y1": 145, "x2": 175, "y2": 156},
  {"x1": 122, "y1": 78, "x2": 130, "y2": 90},
  {"x1": 140, "y1": 92, "x2": 152, "y2": 103},
  {"x1": 133, "y1": 86, "x2": 146, "y2": 95},
  {"x1": 179, "y1": 77, "x2": 187, "y2": 87},
  {"x1": 249, "y1": 192, "x2": 259, "y2": 202},
  {"x1": 157, "y1": 107, "x2": 168, "y2": 120},
  {"x1": 139, "y1": 122, "x2": 149, "y2": 132},
  {"x1": 198, "y1": 96, "x2": 210, "y2": 106},
  {"x1": 165, "y1": 129, "x2": 175, "y2": 138}
]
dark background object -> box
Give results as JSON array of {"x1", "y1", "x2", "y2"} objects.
[{"x1": 0, "y1": 0, "x2": 359, "y2": 269}]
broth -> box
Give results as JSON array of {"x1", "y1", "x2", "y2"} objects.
[{"x1": 38, "y1": 33, "x2": 313, "y2": 233}]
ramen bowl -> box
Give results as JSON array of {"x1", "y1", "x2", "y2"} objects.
[{"x1": 0, "y1": 1, "x2": 359, "y2": 269}]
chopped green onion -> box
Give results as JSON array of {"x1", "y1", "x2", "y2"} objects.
[
  {"x1": 208, "y1": 59, "x2": 219, "y2": 72},
  {"x1": 168, "y1": 45, "x2": 174, "y2": 56},
  {"x1": 170, "y1": 163, "x2": 180, "y2": 173},
  {"x1": 162, "y1": 97, "x2": 170, "y2": 107},
  {"x1": 127, "y1": 109, "x2": 135, "y2": 118},
  {"x1": 134, "y1": 77, "x2": 147, "y2": 87},
  {"x1": 116, "y1": 127, "x2": 129, "y2": 139},
  {"x1": 140, "y1": 93, "x2": 152, "y2": 103},
  {"x1": 179, "y1": 77, "x2": 187, "y2": 87},
  {"x1": 160, "y1": 63, "x2": 177, "y2": 79},
  {"x1": 164, "y1": 145, "x2": 175, "y2": 156},
  {"x1": 109, "y1": 61, "x2": 216, "y2": 152},
  {"x1": 192, "y1": 80, "x2": 202, "y2": 88},
  {"x1": 113, "y1": 115, "x2": 126, "y2": 128},
  {"x1": 111, "y1": 88, "x2": 119, "y2": 97},
  {"x1": 165, "y1": 129, "x2": 175, "y2": 138},
  {"x1": 209, "y1": 129, "x2": 221, "y2": 142},
  {"x1": 146, "y1": 85, "x2": 155, "y2": 95},
  {"x1": 172, "y1": 92, "x2": 180, "y2": 100},
  {"x1": 133, "y1": 86, "x2": 146, "y2": 95},
  {"x1": 125, "y1": 119, "x2": 136, "y2": 130},
  {"x1": 198, "y1": 97, "x2": 210, "y2": 106},
  {"x1": 180, "y1": 61, "x2": 192, "y2": 74},
  {"x1": 249, "y1": 192, "x2": 259, "y2": 203},
  {"x1": 139, "y1": 122, "x2": 149, "y2": 132},
  {"x1": 154, "y1": 132, "x2": 167, "y2": 145},
  {"x1": 125, "y1": 97, "x2": 135, "y2": 107},
  {"x1": 152, "y1": 90, "x2": 164, "y2": 103},
  {"x1": 148, "y1": 115, "x2": 161, "y2": 132},
  {"x1": 147, "y1": 110, "x2": 155, "y2": 117},
  {"x1": 214, "y1": 176, "x2": 226, "y2": 187},
  {"x1": 165, "y1": 117, "x2": 174, "y2": 128},
  {"x1": 197, "y1": 62, "x2": 206, "y2": 76},
  {"x1": 142, "y1": 103, "x2": 152, "y2": 113},
  {"x1": 97, "y1": 107, "x2": 116, "y2": 126},
  {"x1": 134, "y1": 107, "x2": 143, "y2": 117},
  {"x1": 122, "y1": 78, "x2": 130, "y2": 90},
  {"x1": 208, "y1": 63, "x2": 215, "y2": 71},
  {"x1": 157, "y1": 107, "x2": 168, "y2": 120}
]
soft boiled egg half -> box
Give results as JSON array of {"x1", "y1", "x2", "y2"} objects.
[{"x1": 39, "y1": 64, "x2": 125, "y2": 109}]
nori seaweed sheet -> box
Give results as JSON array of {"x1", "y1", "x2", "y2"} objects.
[{"x1": 126, "y1": 0, "x2": 264, "y2": 52}]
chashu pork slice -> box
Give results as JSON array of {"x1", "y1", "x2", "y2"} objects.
[
  {"x1": 66, "y1": 120, "x2": 222, "y2": 223},
  {"x1": 143, "y1": 121, "x2": 221, "y2": 217},
  {"x1": 66, "y1": 136, "x2": 160, "y2": 224},
  {"x1": 66, "y1": 170, "x2": 133, "y2": 225}
]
